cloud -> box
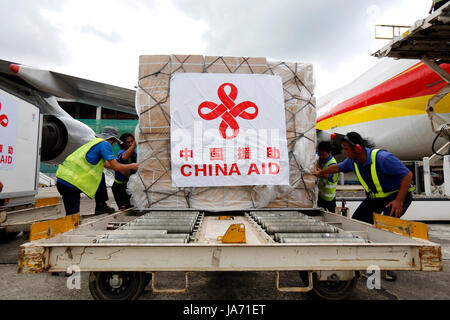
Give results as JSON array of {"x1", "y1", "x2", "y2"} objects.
[
  {"x1": 171, "y1": 0, "x2": 406, "y2": 96},
  {"x1": 80, "y1": 26, "x2": 121, "y2": 43},
  {"x1": 173, "y1": 0, "x2": 393, "y2": 63},
  {"x1": 0, "y1": 0, "x2": 431, "y2": 97},
  {"x1": 0, "y1": 0, "x2": 66, "y2": 66},
  {"x1": 32, "y1": 0, "x2": 207, "y2": 88}
]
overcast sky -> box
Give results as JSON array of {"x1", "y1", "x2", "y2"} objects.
[{"x1": 0, "y1": 0, "x2": 431, "y2": 98}]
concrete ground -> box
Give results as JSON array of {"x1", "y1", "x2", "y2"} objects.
[{"x1": 0, "y1": 187, "x2": 449, "y2": 300}]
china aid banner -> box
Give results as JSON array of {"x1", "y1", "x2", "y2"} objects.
[
  {"x1": 170, "y1": 73, "x2": 289, "y2": 187},
  {"x1": 0, "y1": 93, "x2": 18, "y2": 170}
]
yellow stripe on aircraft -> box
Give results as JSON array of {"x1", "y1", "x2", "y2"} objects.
[{"x1": 317, "y1": 94, "x2": 450, "y2": 130}]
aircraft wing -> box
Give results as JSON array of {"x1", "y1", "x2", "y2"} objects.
[{"x1": 0, "y1": 58, "x2": 136, "y2": 115}]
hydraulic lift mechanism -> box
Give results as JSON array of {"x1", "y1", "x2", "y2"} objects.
[{"x1": 373, "y1": 2, "x2": 450, "y2": 142}]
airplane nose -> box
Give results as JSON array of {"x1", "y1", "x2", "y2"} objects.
[{"x1": 9, "y1": 64, "x2": 20, "y2": 73}]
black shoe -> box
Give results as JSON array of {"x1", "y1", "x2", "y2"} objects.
[
  {"x1": 95, "y1": 205, "x2": 116, "y2": 215},
  {"x1": 384, "y1": 271, "x2": 397, "y2": 281}
]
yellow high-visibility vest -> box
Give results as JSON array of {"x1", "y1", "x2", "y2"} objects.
[
  {"x1": 318, "y1": 156, "x2": 338, "y2": 201},
  {"x1": 56, "y1": 138, "x2": 106, "y2": 198},
  {"x1": 354, "y1": 149, "x2": 414, "y2": 198}
]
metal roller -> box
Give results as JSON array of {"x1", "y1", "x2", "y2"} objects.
[
  {"x1": 280, "y1": 237, "x2": 368, "y2": 244},
  {"x1": 141, "y1": 214, "x2": 199, "y2": 218},
  {"x1": 137, "y1": 216, "x2": 197, "y2": 220},
  {"x1": 258, "y1": 218, "x2": 319, "y2": 224},
  {"x1": 125, "y1": 225, "x2": 193, "y2": 231},
  {"x1": 130, "y1": 219, "x2": 194, "y2": 224},
  {"x1": 250, "y1": 211, "x2": 305, "y2": 216},
  {"x1": 261, "y1": 220, "x2": 326, "y2": 229},
  {"x1": 260, "y1": 219, "x2": 324, "y2": 227},
  {"x1": 265, "y1": 224, "x2": 338, "y2": 234},
  {"x1": 132, "y1": 219, "x2": 196, "y2": 224},
  {"x1": 96, "y1": 238, "x2": 188, "y2": 244},
  {"x1": 250, "y1": 212, "x2": 309, "y2": 218},
  {"x1": 106, "y1": 233, "x2": 189, "y2": 239},
  {"x1": 254, "y1": 215, "x2": 313, "y2": 220},
  {"x1": 254, "y1": 216, "x2": 313, "y2": 224},
  {"x1": 251, "y1": 214, "x2": 311, "y2": 223},
  {"x1": 133, "y1": 220, "x2": 197, "y2": 225},
  {"x1": 138, "y1": 217, "x2": 198, "y2": 223},
  {"x1": 142, "y1": 211, "x2": 199, "y2": 216},
  {"x1": 120, "y1": 225, "x2": 193, "y2": 233},
  {"x1": 274, "y1": 232, "x2": 357, "y2": 242}
]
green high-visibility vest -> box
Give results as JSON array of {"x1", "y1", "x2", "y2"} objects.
[
  {"x1": 354, "y1": 149, "x2": 414, "y2": 199},
  {"x1": 318, "y1": 156, "x2": 338, "y2": 201},
  {"x1": 56, "y1": 138, "x2": 106, "y2": 198}
]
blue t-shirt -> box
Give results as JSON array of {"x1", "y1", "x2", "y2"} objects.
[
  {"x1": 57, "y1": 140, "x2": 115, "y2": 191},
  {"x1": 114, "y1": 149, "x2": 137, "y2": 183},
  {"x1": 337, "y1": 148, "x2": 410, "y2": 193}
]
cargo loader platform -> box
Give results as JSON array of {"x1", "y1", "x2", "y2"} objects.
[{"x1": 17, "y1": 208, "x2": 442, "y2": 300}]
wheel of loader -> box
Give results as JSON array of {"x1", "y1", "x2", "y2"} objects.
[
  {"x1": 89, "y1": 272, "x2": 147, "y2": 300},
  {"x1": 299, "y1": 271, "x2": 356, "y2": 300}
]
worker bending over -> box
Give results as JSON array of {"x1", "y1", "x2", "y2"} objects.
[
  {"x1": 56, "y1": 126, "x2": 139, "y2": 216},
  {"x1": 313, "y1": 132, "x2": 414, "y2": 224},
  {"x1": 317, "y1": 141, "x2": 338, "y2": 213}
]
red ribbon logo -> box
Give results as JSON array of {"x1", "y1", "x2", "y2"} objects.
[
  {"x1": 0, "y1": 102, "x2": 9, "y2": 128},
  {"x1": 198, "y1": 83, "x2": 258, "y2": 139}
]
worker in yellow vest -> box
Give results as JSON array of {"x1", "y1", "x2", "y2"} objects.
[
  {"x1": 313, "y1": 132, "x2": 414, "y2": 281},
  {"x1": 56, "y1": 126, "x2": 139, "y2": 216},
  {"x1": 313, "y1": 132, "x2": 414, "y2": 223},
  {"x1": 317, "y1": 141, "x2": 338, "y2": 213}
]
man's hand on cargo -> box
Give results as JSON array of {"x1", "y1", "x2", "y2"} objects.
[
  {"x1": 312, "y1": 170, "x2": 323, "y2": 177},
  {"x1": 313, "y1": 165, "x2": 339, "y2": 178},
  {"x1": 105, "y1": 159, "x2": 139, "y2": 176}
]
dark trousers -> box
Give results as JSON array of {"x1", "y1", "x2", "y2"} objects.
[
  {"x1": 434, "y1": 0, "x2": 448, "y2": 11},
  {"x1": 95, "y1": 174, "x2": 108, "y2": 204},
  {"x1": 112, "y1": 182, "x2": 132, "y2": 209},
  {"x1": 352, "y1": 192, "x2": 413, "y2": 224},
  {"x1": 56, "y1": 181, "x2": 81, "y2": 215},
  {"x1": 318, "y1": 197, "x2": 336, "y2": 213},
  {"x1": 57, "y1": 173, "x2": 108, "y2": 215}
]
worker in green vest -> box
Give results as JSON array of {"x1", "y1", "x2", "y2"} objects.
[
  {"x1": 313, "y1": 132, "x2": 414, "y2": 281},
  {"x1": 56, "y1": 126, "x2": 139, "y2": 216},
  {"x1": 430, "y1": 0, "x2": 448, "y2": 13},
  {"x1": 316, "y1": 141, "x2": 338, "y2": 213},
  {"x1": 313, "y1": 132, "x2": 414, "y2": 223}
]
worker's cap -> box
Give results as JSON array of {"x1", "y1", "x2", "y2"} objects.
[{"x1": 96, "y1": 126, "x2": 122, "y2": 144}]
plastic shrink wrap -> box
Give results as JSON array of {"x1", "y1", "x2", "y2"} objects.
[{"x1": 128, "y1": 55, "x2": 317, "y2": 210}]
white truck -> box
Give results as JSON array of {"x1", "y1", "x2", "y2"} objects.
[
  {"x1": 0, "y1": 57, "x2": 136, "y2": 233},
  {"x1": 0, "y1": 86, "x2": 41, "y2": 207},
  {"x1": 0, "y1": 85, "x2": 64, "y2": 233}
]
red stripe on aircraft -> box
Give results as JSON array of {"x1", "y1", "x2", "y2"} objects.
[{"x1": 318, "y1": 63, "x2": 450, "y2": 122}]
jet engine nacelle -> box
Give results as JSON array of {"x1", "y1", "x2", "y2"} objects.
[{"x1": 41, "y1": 114, "x2": 95, "y2": 164}]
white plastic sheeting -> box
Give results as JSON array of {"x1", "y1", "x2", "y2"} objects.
[{"x1": 128, "y1": 55, "x2": 317, "y2": 210}]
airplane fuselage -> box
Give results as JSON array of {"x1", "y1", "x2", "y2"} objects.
[{"x1": 317, "y1": 58, "x2": 450, "y2": 160}]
